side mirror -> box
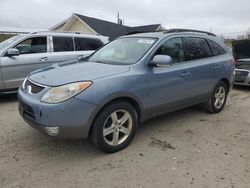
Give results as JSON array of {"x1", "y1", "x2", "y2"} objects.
[
  {"x1": 6, "y1": 48, "x2": 20, "y2": 57},
  {"x1": 78, "y1": 54, "x2": 91, "y2": 61},
  {"x1": 149, "y1": 55, "x2": 173, "y2": 67}
]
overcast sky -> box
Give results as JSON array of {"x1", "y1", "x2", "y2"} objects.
[{"x1": 0, "y1": 0, "x2": 249, "y2": 35}]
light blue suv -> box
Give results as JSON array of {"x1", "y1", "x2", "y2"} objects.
[{"x1": 18, "y1": 29, "x2": 234, "y2": 153}]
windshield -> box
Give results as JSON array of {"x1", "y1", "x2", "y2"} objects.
[
  {"x1": 0, "y1": 35, "x2": 24, "y2": 50},
  {"x1": 88, "y1": 37, "x2": 157, "y2": 65}
]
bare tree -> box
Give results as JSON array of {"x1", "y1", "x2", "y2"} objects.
[
  {"x1": 237, "y1": 34, "x2": 245, "y2": 40},
  {"x1": 248, "y1": 27, "x2": 250, "y2": 39}
]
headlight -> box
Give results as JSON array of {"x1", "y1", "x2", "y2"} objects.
[{"x1": 41, "y1": 81, "x2": 92, "y2": 104}]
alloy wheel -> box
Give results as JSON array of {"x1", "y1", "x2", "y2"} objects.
[
  {"x1": 214, "y1": 86, "x2": 226, "y2": 109},
  {"x1": 103, "y1": 110, "x2": 132, "y2": 146}
]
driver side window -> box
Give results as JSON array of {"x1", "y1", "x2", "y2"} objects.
[
  {"x1": 155, "y1": 37, "x2": 184, "y2": 64},
  {"x1": 14, "y1": 37, "x2": 47, "y2": 55}
]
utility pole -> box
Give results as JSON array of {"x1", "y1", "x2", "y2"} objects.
[
  {"x1": 117, "y1": 12, "x2": 122, "y2": 25},
  {"x1": 117, "y1": 12, "x2": 120, "y2": 24}
]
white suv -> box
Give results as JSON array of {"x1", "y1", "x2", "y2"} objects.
[{"x1": 0, "y1": 31, "x2": 109, "y2": 93}]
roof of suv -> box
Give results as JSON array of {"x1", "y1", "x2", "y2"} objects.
[
  {"x1": 121, "y1": 29, "x2": 219, "y2": 40},
  {"x1": 120, "y1": 29, "x2": 228, "y2": 51}
]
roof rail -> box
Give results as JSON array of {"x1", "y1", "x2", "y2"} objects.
[
  {"x1": 30, "y1": 31, "x2": 80, "y2": 34},
  {"x1": 30, "y1": 31, "x2": 101, "y2": 36},
  {"x1": 163, "y1": 29, "x2": 216, "y2": 36},
  {"x1": 30, "y1": 31, "x2": 46, "y2": 34}
]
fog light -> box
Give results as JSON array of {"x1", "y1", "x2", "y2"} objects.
[{"x1": 44, "y1": 126, "x2": 59, "y2": 136}]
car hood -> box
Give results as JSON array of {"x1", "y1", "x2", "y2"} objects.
[
  {"x1": 29, "y1": 61, "x2": 130, "y2": 86},
  {"x1": 232, "y1": 40, "x2": 250, "y2": 60}
]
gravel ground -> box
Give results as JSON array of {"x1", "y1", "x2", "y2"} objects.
[{"x1": 0, "y1": 87, "x2": 249, "y2": 188}]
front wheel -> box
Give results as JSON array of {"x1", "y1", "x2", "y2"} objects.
[
  {"x1": 204, "y1": 81, "x2": 229, "y2": 114},
  {"x1": 91, "y1": 101, "x2": 138, "y2": 153}
]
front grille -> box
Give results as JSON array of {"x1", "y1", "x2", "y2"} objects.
[
  {"x1": 19, "y1": 101, "x2": 36, "y2": 121},
  {"x1": 235, "y1": 70, "x2": 249, "y2": 83},
  {"x1": 24, "y1": 79, "x2": 45, "y2": 94},
  {"x1": 235, "y1": 70, "x2": 249, "y2": 76}
]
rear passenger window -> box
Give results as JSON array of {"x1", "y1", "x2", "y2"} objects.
[
  {"x1": 53, "y1": 37, "x2": 74, "y2": 52},
  {"x1": 74, "y1": 37, "x2": 103, "y2": 51},
  {"x1": 207, "y1": 40, "x2": 226, "y2": 56},
  {"x1": 155, "y1": 37, "x2": 184, "y2": 63},
  {"x1": 184, "y1": 37, "x2": 212, "y2": 61}
]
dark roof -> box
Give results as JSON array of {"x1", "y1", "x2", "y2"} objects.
[
  {"x1": 75, "y1": 13, "x2": 160, "y2": 39},
  {"x1": 126, "y1": 24, "x2": 161, "y2": 35}
]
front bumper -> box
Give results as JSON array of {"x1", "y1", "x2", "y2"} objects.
[
  {"x1": 234, "y1": 69, "x2": 250, "y2": 86},
  {"x1": 18, "y1": 88, "x2": 97, "y2": 139}
]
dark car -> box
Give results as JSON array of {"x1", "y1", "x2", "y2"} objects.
[{"x1": 233, "y1": 39, "x2": 250, "y2": 86}]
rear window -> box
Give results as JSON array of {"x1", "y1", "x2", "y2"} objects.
[
  {"x1": 184, "y1": 37, "x2": 212, "y2": 61},
  {"x1": 74, "y1": 37, "x2": 103, "y2": 51},
  {"x1": 207, "y1": 40, "x2": 226, "y2": 56},
  {"x1": 53, "y1": 37, "x2": 74, "y2": 52}
]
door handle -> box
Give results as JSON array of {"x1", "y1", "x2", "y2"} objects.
[
  {"x1": 77, "y1": 55, "x2": 85, "y2": 61},
  {"x1": 214, "y1": 65, "x2": 222, "y2": 70},
  {"x1": 39, "y1": 57, "x2": 48, "y2": 62},
  {"x1": 181, "y1": 72, "x2": 191, "y2": 78}
]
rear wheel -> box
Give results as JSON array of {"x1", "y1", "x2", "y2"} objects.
[
  {"x1": 91, "y1": 101, "x2": 138, "y2": 153},
  {"x1": 204, "y1": 81, "x2": 229, "y2": 114}
]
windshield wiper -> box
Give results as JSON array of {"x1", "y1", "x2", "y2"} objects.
[{"x1": 91, "y1": 60, "x2": 110, "y2": 64}]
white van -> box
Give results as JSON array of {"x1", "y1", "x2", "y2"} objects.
[{"x1": 0, "y1": 31, "x2": 109, "y2": 92}]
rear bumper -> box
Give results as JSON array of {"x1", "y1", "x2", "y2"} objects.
[{"x1": 18, "y1": 88, "x2": 97, "y2": 139}]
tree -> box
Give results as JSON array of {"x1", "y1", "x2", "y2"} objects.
[{"x1": 248, "y1": 27, "x2": 250, "y2": 39}]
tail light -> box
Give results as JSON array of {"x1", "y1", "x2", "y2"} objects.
[{"x1": 231, "y1": 58, "x2": 236, "y2": 65}]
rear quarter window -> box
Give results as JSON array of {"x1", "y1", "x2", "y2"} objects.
[
  {"x1": 53, "y1": 37, "x2": 74, "y2": 52},
  {"x1": 74, "y1": 37, "x2": 103, "y2": 51},
  {"x1": 207, "y1": 39, "x2": 226, "y2": 56}
]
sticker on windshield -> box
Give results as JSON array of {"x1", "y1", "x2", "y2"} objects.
[{"x1": 137, "y1": 39, "x2": 155, "y2": 45}]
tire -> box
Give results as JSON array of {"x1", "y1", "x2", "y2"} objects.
[
  {"x1": 91, "y1": 101, "x2": 138, "y2": 153},
  {"x1": 204, "y1": 81, "x2": 229, "y2": 114}
]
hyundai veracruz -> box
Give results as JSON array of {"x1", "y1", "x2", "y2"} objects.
[{"x1": 18, "y1": 29, "x2": 234, "y2": 153}]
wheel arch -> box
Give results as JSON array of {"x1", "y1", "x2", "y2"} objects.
[
  {"x1": 219, "y1": 77, "x2": 230, "y2": 91},
  {"x1": 88, "y1": 94, "x2": 143, "y2": 137}
]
